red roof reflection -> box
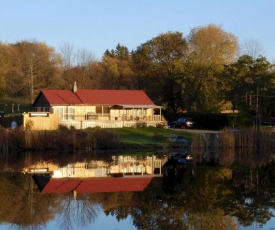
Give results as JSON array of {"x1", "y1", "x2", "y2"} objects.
[{"x1": 33, "y1": 175, "x2": 153, "y2": 194}]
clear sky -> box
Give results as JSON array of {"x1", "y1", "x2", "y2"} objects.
[{"x1": 0, "y1": 0, "x2": 274, "y2": 62}]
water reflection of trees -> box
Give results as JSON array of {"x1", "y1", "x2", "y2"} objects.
[
  {"x1": 2, "y1": 148, "x2": 275, "y2": 229},
  {"x1": 1, "y1": 166, "x2": 275, "y2": 229},
  {"x1": 0, "y1": 173, "x2": 61, "y2": 229},
  {"x1": 57, "y1": 194, "x2": 99, "y2": 230},
  {"x1": 0, "y1": 173, "x2": 100, "y2": 230}
]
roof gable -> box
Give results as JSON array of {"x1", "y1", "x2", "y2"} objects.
[{"x1": 39, "y1": 90, "x2": 83, "y2": 105}]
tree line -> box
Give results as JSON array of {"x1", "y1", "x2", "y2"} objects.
[{"x1": 0, "y1": 24, "x2": 274, "y2": 115}]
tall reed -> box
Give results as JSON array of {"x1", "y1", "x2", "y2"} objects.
[
  {"x1": 0, "y1": 126, "x2": 122, "y2": 154},
  {"x1": 192, "y1": 127, "x2": 275, "y2": 167}
]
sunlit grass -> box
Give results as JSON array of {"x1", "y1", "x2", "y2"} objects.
[{"x1": 112, "y1": 127, "x2": 193, "y2": 146}]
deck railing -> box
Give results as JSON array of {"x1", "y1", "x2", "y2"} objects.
[{"x1": 60, "y1": 119, "x2": 164, "y2": 129}]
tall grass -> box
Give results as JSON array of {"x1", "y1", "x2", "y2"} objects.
[
  {"x1": 0, "y1": 126, "x2": 122, "y2": 153},
  {"x1": 192, "y1": 127, "x2": 275, "y2": 167}
]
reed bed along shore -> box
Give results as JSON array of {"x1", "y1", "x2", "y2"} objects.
[
  {"x1": 1, "y1": 126, "x2": 275, "y2": 167},
  {"x1": 0, "y1": 126, "x2": 121, "y2": 154},
  {"x1": 191, "y1": 127, "x2": 275, "y2": 167},
  {"x1": 0, "y1": 126, "x2": 183, "y2": 154}
]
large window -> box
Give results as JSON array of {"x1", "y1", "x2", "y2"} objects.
[
  {"x1": 53, "y1": 106, "x2": 75, "y2": 120},
  {"x1": 95, "y1": 106, "x2": 109, "y2": 115}
]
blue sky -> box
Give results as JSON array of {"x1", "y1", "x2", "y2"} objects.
[{"x1": 0, "y1": 0, "x2": 274, "y2": 62}]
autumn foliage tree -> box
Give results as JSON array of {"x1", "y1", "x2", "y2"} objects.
[
  {"x1": 1, "y1": 24, "x2": 275, "y2": 116},
  {"x1": 184, "y1": 24, "x2": 239, "y2": 112},
  {"x1": 131, "y1": 25, "x2": 239, "y2": 113},
  {"x1": 2, "y1": 40, "x2": 63, "y2": 104},
  {"x1": 132, "y1": 32, "x2": 188, "y2": 112},
  {"x1": 100, "y1": 44, "x2": 135, "y2": 89}
]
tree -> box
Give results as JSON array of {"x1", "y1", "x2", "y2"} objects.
[
  {"x1": 60, "y1": 43, "x2": 97, "y2": 89},
  {"x1": 219, "y1": 55, "x2": 255, "y2": 112},
  {"x1": 99, "y1": 44, "x2": 135, "y2": 89},
  {"x1": 249, "y1": 56, "x2": 275, "y2": 116},
  {"x1": 219, "y1": 55, "x2": 275, "y2": 116},
  {"x1": 105, "y1": 43, "x2": 130, "y2": 60},
  {"x1": 5, "y1": 40, "x2": 63, "y2": 104},
  {"x1": 240, "y1": 39, "x2": 265, "y2": 60},
  {"x1": 132, "y1": 32, "x2": 188, "y2": 112},
  {"x1": 184, "y1": 24, "x2": 239, "y2": 112},
  {"x1": 0, "y1": 42, "x2": 14, "y2": 97}
]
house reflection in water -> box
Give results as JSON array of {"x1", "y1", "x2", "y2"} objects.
[{"x1": 32, "y1": 154, "x2": 166, "y2": 197}]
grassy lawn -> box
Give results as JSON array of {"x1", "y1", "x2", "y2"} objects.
[{"x1": 112, "y1": 127, "x2": 194, "y2": 147}]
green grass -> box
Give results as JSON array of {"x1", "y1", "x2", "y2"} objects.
[{"x1": 112, "y1": 127, "x2": 193, "y2": 146}]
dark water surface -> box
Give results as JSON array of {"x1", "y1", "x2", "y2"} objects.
[{"x1": 1, "y1": 149, "x2": 275, "y2": 230}]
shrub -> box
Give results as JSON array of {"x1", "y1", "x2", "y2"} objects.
[
  {"x1": 227, "y1": 112, "x2": 253, "y2": 128},
  {"x1": 25, "y1": 120, "x2": 34, "y2": 131},
  {"x1": 156, "y1": 122, "x2": 165, "y2": 128}
]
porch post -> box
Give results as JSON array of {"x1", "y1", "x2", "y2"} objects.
[{"x1": 123, "y1": 107, "x2": 125, "y2": 127}]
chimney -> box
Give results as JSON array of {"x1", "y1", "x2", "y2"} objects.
[{"x1": 73, "y1": 82, "x2": 77, "y2": 93}]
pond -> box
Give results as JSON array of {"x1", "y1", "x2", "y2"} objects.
[{"x1": 1, "y1": 148, "x2": 275, "y2": 230}]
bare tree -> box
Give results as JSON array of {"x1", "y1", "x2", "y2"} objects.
[
  {"x1": 60, "y1": 42, "x2": 75, "y2": 70},
  {"x1": 60, "y1": 43, "x2": 97, "y2": 89},
  {"x1": 75, "y1": 48, "x2": 96, "y2": 67},
  {"x1": 240, "y1": 39, "x2": 265, "y2": 59},
  {"x1": 60, "y1": 43, "x2": 96, "y2": 68}
]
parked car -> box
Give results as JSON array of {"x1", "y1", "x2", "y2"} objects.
[{"x1": 172, "y1": 117, "x2": 195, "y2": 129}]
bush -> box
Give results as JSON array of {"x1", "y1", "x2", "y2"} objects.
[
  {"x1": 227, "y1": 112, "x2": 253, "y2": 128},
  {"x1": 156, "y1": 122, "x2": 165, "y2": 128},
  {"x1": 85, "y1": 128, "x2": 121, "y2": 149}
]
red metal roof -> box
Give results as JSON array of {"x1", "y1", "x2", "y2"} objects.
[
  {"x1": 42, "y1": 179, "x2": 81, "y2": 193},
  {"x1": 41, "y1": 90, "x2": 82, "y2": 105},
  {"x1": 39, "y1": 89, "x2": 155, "y2": 106},
  {"x1": 76, "y1": 90, "x2": 154, "y2": 105},
  {"x1": 33, "y1": 175, "x2": 152, "y2": 194},
  {"x1": 76, "y1": 177, "x2": 152, "y2": 193}
]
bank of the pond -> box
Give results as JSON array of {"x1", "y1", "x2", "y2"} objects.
[{"x1": 0, "y1": 126, "x2": 198, "y2": 152}]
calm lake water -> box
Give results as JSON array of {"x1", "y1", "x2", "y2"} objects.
[{"x1": 1, "y1": 149, "x2": 275, "y2": 230}]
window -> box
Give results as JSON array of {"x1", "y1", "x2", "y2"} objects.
[{"x1": 67, "y1": 107, "x2": 75, "y2": 120}]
